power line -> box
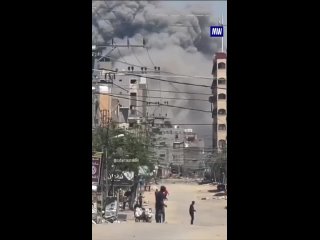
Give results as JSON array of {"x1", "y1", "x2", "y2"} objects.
[
  {"x1": 95, "y1": 93, "x2": 211, "y2": 113},
  {"x1": 94, "y1": 68, "x2": 211, "y2": 88},
  {"x1": 146, "y1": 48, "x2": 155, "y2": 67},
  {"x1": 138, "y1": 73, "x2": 210, "y2": 87},
  {"x1": 112, "y1": 83, "x2": 129, "y2": 93},
  {"x1": 94, "y1": 44, "x2": 214, "y2": 80},
  {"x1": 107, "y1": 56, "x2": 213, "y2": 80},
  {"x1": 92, "y1": 79, "x2": 215, "y2": 95},
  {"x1": 116, "y1": 44, "x2": 129, "y2": 64},
  {"x1": 146, "y1": 89, "x2": 213, "y2": 96},
  {"x1": 131, "y1": 47, "x2": 145, "y2": 67},
  {"x1": 156, "y1": 123, "x2": 213, "y2": 125},
  {"x1": 109, "y1": 93, "x2": 209, "y2": 102}
]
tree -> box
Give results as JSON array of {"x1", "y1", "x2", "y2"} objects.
[
  {"x1": 210, "y1": 148, "x2": 227, "y2": 183},
  {"x1": 92, "y1": 125, "x2": 154, "y2": 176}
]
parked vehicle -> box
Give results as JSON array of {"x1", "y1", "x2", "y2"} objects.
[
  {"x1": 102, "y1": 213, "x2": 117, "y2": 223},
  {"x1": 134, "y1": 207, "x2": 153, "y2": 222}
]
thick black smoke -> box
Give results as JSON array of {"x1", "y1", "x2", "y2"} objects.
[{"x1": 93, "y1": 1, "x2": 224, "y2": 147}]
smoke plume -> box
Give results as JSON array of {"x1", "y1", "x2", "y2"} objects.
[{"x1": 93, "y1": 1, "x2": 224, "y2": 147}]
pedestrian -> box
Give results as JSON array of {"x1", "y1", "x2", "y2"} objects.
[
  {"x1": 138, "y1": 193, "x2": 143, "y2": 208},
  {"x1": 155, "y1": 186, "x2": 167, "y2": 223},
  {"x1": 154, "y1": 189, "x2": 158, "y2": 203},
  {"x1": 189, "y1": 201, "x2": 196, "y2": 225},
  {"x1": 154, "y1": 189, "x2": 159, "y2": 221},
  {"x1": 123, "y1": 190, "x2": 131, "y2": 210}
]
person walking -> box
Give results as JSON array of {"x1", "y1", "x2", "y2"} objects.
[{"x1": 189, "y1": 201, "x2": 196, "y2": 225}]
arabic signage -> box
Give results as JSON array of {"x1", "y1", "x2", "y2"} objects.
[
  {"x1": 113, "y1": 158, "x2": 139, "y2": 163},
  {"x1": 92, "y1": 157, "x2": 102, "y2": 185},
  {"x1": 108, "y1": 171, "x2": 135, "y2": 186}
]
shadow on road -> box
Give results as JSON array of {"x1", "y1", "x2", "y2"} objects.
[{"x1": 208, "y1": 189, "x2": 220, "y2": 193}]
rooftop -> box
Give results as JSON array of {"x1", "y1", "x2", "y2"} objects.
[{"x1": 214, "y1": 52, "x2": 227, "y2": 59}]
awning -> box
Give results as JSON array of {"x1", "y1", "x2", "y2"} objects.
[{"x1": 138, "y1": 166, "x2": 150, "y2": 176}]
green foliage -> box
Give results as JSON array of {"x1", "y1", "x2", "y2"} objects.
[{"x1": 92, "y1": 126, "x2": 154, "y2": 174}]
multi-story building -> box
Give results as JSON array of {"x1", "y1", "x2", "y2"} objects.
[
  {"x1": 182, "y1": 129, "x2": 205, "y2": 176},
  {"x1": 171, "y1": 125, "x2": 184, "y2": 174},
  {"x1": 92, "y1": 58, "x2": 115, "y2": 129},
  {"x1": 210, "y1": 52, "x2": 227, "y2": 152},
  {"x1": 111, "y1": 67, "x2": 148, "y2": 129},
  {"x1": 150, "y1": 117, "x2": 173, "y2": 178}
]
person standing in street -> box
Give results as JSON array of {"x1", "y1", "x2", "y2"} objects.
[
  {"x1": 138, "y1": 193, "x2": 143, "y2": 208},
  {"x1": 189, "y1": 201, "x2": 196, "y2": 225},
  {"x1": 155, "y1": 186, "x2": 167, "y2": 223},
  {"x1": 154, "y1": 189, "x2": 159, "y2": 222}
]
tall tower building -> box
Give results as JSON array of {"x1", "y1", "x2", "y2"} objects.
[{"x1": 210, "y1": 52, "x2": 227, "y2": 152}]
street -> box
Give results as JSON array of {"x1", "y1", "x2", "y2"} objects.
[{"x1": 93, "y1": 180, "x2": 227, "y2": 240}]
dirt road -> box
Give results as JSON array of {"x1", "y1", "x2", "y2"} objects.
[{"x1": 93, "y1": 179, "x2": 227, "y2": 240}]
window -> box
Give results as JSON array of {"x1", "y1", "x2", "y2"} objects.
[
  {"x1": 218, "y1": 78, "x2": 226, "y2": 85},
  {"x1": 130, "y1": 92, "x2": 137, "y2": 96},
  {"x1": 119, "y1": 79, "x2": 122, "y2": 82},
  {"x1": 159, "y1": 154, "x2": 165, "y2": 158},
  {"x1": 218, "y1": 109, "x2": 226, "y2": 115},
  {"x1": 130, "y1": 79, "x2": 137, "y2": 84},
  {"x1": 218, "y1": 140, "x2": 227, "y2": 149},
  {"x1": 218, "y1": 124, "x2": 226, "y2": 130},
  {"x1": 218, "y1": 62, "x2": 226, "y2": 69},
  {"x1": 218, "y1": 93, "x2": 226, "y2": 99},
  {"x1": 173, "y1": 143, "x2": 180, "y2": 149}
]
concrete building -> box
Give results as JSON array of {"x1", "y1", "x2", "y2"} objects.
[
  {"x1": 111, "y1": 67, "x2": 148, "y2": 129},
  {"x1": 182, "y1": 129, "x2": 205, "y2": 177},
  {"x1": 171, "y1": 125, "x2": 185, "y2": 174},
  {"x1": 92, "y1": 57, "x2": 119, "y2": 129},
  {"x1": 150, "y1": 121, "x2": 206, "y2": 178},
  {"x1": 210, "y1": 52, "x2": 227, "y2": 152},
  {"x1": 150, "y1": 117, "x2": 173, "y2": 178}
]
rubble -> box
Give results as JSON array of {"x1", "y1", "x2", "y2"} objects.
[{"x1": 201, "y1": 197, "x2": 211, "y2": 200}]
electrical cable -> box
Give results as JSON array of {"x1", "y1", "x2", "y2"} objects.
[
  {"x1": 93, "y1": 68, "x2": 211, "y2": 88},
  {"x1": 96, "y1": 93, "x2": 211, "y2": 113},
  {"x1": 109, "y1": 93, "x2": 209, "y2": 102}
]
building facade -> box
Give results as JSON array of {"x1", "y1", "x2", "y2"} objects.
[
  {"x1": 210, "y1": 52, "x2": 227, "y2": 152},
  {"x1": 182, "y1": 129, "x2": 205, "y2": 176},
  {"x1": 111, "y1": 68, "x2": 148, "y2": 128}
]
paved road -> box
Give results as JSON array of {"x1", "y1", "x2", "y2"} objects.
[{"x1": 93, "y1": 180, "x2": 227, "y2": 240}]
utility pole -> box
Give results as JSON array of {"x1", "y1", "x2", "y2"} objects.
[
  {"x1": 92, "y1": 57, "x2": 114, "y2": 213},
  {"x1": 93, "y1": 37, "x2": 163, "y2": 211}
]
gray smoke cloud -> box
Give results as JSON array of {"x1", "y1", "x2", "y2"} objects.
[{"x1": 93, "y1": 1, "x2": 224, "y2": 147}]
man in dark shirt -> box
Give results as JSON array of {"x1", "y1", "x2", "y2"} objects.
[
  {"x1": 189, "y1": 201, "x2": 196, "y2": 225},
  {"x1": 155, "y1": 186, "x2": 167, "y2": 223}
]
